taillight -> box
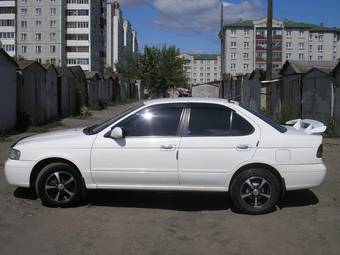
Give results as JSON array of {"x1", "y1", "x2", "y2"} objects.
[{"x1": 317, "y1": 144, "x2": 323, "y2": 158}]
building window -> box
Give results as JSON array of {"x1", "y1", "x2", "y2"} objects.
[
  {"x1": 244, "y1": 64, "x2": 249, "y2": 71},
  {"x1": 243, "y1": 53, "x2": 249, "y2": 60},
  {"x1": 21, "y1": 8, "x2": 27, "y2": 16},
  {"x1": 50, "y1": 8, "x2": 56, "y2": 15},
  {"x1": 21, "y1": 21, "x2": 27, "y2": 28},
  {"x1": 50, "y1": 20, "x2": 56, "y2": 28},
  {"x1": 299, "y1": 53, "x2": 304, "y2": 60},
  {"x1": 231, "y1": 30, "x2": 236, "y2": 37},
  {"x1": 299, "y1": 42, "x2": 304, "y2": 49},
  {"x1": 230, "y1": 52, "x2": 236, "y2": 60},
  {"x1": 36, "y1": 46, "x2": 42, "y2": 54},
  {"x1": 309, "y1": 45, "x2": 313, "y2": 51},
  {"x1": 230, "y1": 64, "x2": 236, "y2": 70},
  {"x1": 21, "y1": 33, "x2": 27, "y2": 41},
  {"x1": 286, "y1": 30, "x2": 292, "y2": 37},
  {"x1": 286, "y1": 42, "x2": 292, "y2": 49},
  {"x1": 286, "y1": 53, "x2": 291, "y2": 59},
  {"x1": 231, "y1": 41, "x2": 236, "y2": 49},
  {"x1": 50, "y1": 45, "x2": 56, "y2": 53},
  {"x1": 244, "y1": 30, "x2": 249, "y2": 37},
  {"x1": 318, "y1": 33, "x2": 324, "y2": 41},
  {"x1": 299, "y1": 30, "x2": 304, "y2": 38},
  {"x1": 35, "y1": 20, "x2": 41, "y2": 28},
  {"x1": 35, "y1": 8, "x2": 41, "y2": 16},
  {"x1": 50, "y1": 33, "x2": 56, "y2": 41},
  {"x1": 22, "y1": 46, "x2": 27, "y2": 53},
  {"x1": 318, "y1": 55, "x2": 323, "y2": 61},
  {"x1": 318, "y1": 45, "x2": 323, "y2": 52},
  {"x1": 244, "y1": 41, "x2": 249, "y2": 49},
  {"x1": 35, "y1": 33, "x2": 41, "y2": 41}
]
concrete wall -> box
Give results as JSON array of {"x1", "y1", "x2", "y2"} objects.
[
  {"x1": 0, "y1": 53, "x2": 16, "y2": 133},
  {"x1": 192, "y1": 84, "x2": 219, "y2": 98}
]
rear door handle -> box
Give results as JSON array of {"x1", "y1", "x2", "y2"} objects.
[
  {"x1": 161, "y1": 145, "x2": 176, "y2": 150},
  {"x1": 236, "y1": 144, "x2": 250, "y2": 150}
]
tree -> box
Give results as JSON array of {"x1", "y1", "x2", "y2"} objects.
[{"x1": 117, "y1": 45, "x2": 188, "y2": 98}]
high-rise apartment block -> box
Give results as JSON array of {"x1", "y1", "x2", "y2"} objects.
[
  {"x1": 220, "y1": 17, "x2": 340, "y2": 76},
  {"x1": 180, "y1": 54, "x2": 221, "y2": 86},
  {"x1": 0, "y1": 0, "x2": 16, "y2": 57}
]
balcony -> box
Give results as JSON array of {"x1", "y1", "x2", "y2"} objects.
[{"x1": 256, "y1": 57, "x2": 266, "y2": 62}]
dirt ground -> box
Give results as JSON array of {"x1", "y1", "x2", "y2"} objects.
[{"x1": 0, "y1": 103, "x2": 339, "y2": 255}]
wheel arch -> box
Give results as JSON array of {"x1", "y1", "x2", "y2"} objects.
[
  {"x1": 30, "y1": 157, "x2": 83, "y2": 189},
  {"x1": 229, "y1": 163, "x2": 286, "y2": 198}
]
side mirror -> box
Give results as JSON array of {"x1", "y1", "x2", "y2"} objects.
[{"x1": 110, "y1": 127, "x2": 124, "y2": 139}]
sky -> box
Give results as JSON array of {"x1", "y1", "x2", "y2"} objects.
[{"x1": 119, "y1": 0, "x2": 340, "y2": 54}]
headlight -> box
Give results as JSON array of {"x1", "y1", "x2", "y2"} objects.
[{"x1": 9, "y1": 149, "x2": 21, "y2": 160}]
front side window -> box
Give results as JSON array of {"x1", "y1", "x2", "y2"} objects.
[{"x1": 119, "y1": 106, "x2": 183, "y2": 137}]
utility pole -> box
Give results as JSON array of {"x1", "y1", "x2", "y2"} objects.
[
  {"x1": 220, "y1": 1, "x2": 225, "y2": 98},
  {"x1": 266, "y1": 0, "x2": 273, "y2": 114}
]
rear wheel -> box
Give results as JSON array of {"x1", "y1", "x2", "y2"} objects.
[
  {"x1": 35, "y1": 163, "x2": 83, "y2": 207},
  {"x1": 230, "y1": 168, "x2": 280, "y2": 214}
]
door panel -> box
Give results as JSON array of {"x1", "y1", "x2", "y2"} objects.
[
  {"x1": 91, "y1": 137, "x2": 180, "y2": 187},
  {"x1": 90, "y1": 105, "x2": 184, "y2": 187},
  {"x1": 178, "y1": 105, "x2": 260, "y2": 188}
]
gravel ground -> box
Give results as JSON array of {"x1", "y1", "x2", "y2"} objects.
[{"x1": 0, "y1": 103, "x2": 339, "y2": 255}]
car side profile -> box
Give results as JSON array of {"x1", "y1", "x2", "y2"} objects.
[{"x1": 4, "y1": 98, "x2": 327, "y2": 214}]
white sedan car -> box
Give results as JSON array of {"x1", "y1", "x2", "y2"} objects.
[{"x1": 5, "y1": 98, "x2": 327, "y2": 214}]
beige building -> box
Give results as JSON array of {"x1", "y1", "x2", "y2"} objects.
[
  {"x1": 180, "y1": 54, "x2": 221, "y2": 86},
  {"x1": 220, "y1": 17, "x2": 340, "y2": 76},
  {"x1": 0, "y1": 0, "x2": 16, "y2": 57}
]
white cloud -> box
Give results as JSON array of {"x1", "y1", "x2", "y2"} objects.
[{"x1": 153, "y1": 0, "x2": 264, "y2": 32}]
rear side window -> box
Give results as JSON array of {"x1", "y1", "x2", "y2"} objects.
[
  {"x1": 187, "y1": 108, "x2": 231, "y2": 136},
  {"x1": 119, "y1": 107, "x2": 183, "y2": 137},
  {"x1": 231, "y1": 112, "x2": 255, "y2": 136},
  {"x1": 186, "y1": 104, "x2": 254, "y2": 137}
]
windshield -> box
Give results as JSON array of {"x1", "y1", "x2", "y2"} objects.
[
  {"x1": 83, "y1": 103, "x2": 144, "y2": 135},
  {"x1": 240, "y1": 105, "x2": 287, "y2": 133}
]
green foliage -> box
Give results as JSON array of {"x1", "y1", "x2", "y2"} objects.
[
  {"x1": 275, "y1": 104, "x2": 297, "y2": 125},
  {"x1": 117, "y1": 45, "x2": 188, "y2": 98},
  {"x1": 79, "y1": 106, "x2": 92, "y2": 118}
]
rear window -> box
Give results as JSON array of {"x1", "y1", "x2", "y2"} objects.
[{"x1": 240, "y1": 105, "x2": 287, "y2": 133}]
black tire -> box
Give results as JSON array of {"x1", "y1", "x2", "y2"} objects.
[
  {"x1": 35, "y1": 163, "x2": 83, "y2": 207},
  {"x1": 230, "y1": 168, "x2": 280, "y2": 215}
]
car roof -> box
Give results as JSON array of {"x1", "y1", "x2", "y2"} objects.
[{"x1": 144, "y1": 97, "x2": 238, "y2": 106}]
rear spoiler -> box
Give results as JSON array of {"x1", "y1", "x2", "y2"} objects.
[{"x1": 286, "y1": 119, "x2": 327, "y2": 134}]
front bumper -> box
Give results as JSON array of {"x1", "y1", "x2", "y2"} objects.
[
  {"x1": 280, "y1": 163, "x2": 327, "y2": 191},
  {"x1": 4, "y1": 159, "x2": 36, "y2": 188}
]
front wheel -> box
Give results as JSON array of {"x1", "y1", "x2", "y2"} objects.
[
  {"x1": 230, "y1": 168, "x2": 281, "y2": 215},
  {"x1": 35, "y1": 163, "x2": 83, "y2": 207}
]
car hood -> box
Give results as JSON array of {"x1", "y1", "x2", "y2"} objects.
[{"x1": 15, "y1": 128, "x2": 97, "y2": 149}]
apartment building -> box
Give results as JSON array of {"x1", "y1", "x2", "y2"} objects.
[
  {"x1": 220, "y1": 17, "x2": 340, "y2": 75},
  {"x1": 16, "y1": 0, "x2": 104, "y2": 71},
  {"x1": 0, "y1": 0, "x2": 16, "y2": 57},
  {"x1": 65, "y1": 0, "x2": 104, "y2": 71},
  {"x1": 180, "y1": 54, "x2": 221, "y2": 86},
  {"x1": 106, "y1": 0, "x2": 138, "y2": 70}
]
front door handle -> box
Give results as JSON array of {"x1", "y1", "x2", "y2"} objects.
[
  {"x1": 161, "y1": 145, "x2": 176, "y2": 150},
  {"x1": 236, "y1": 144, "x2": 250, "y2": 150}
]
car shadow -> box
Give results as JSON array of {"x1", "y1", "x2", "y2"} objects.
[
  {"x1": 277, "y1": 189, "x2": 319, "y2": 209},
  {"x1": 86, "y1": 190, "x2": 231, "y2": 211},
  {"x1": 13, "y1": 188, "x2": 319, "y2": 212}
]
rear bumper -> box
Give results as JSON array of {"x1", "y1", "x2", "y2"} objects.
[
  {"x1": 4, "y1": 159, "x2": 36, "y2": 188},
  {"x1": 280, "y1": 163, "x2": 326, "y2": 191}
]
